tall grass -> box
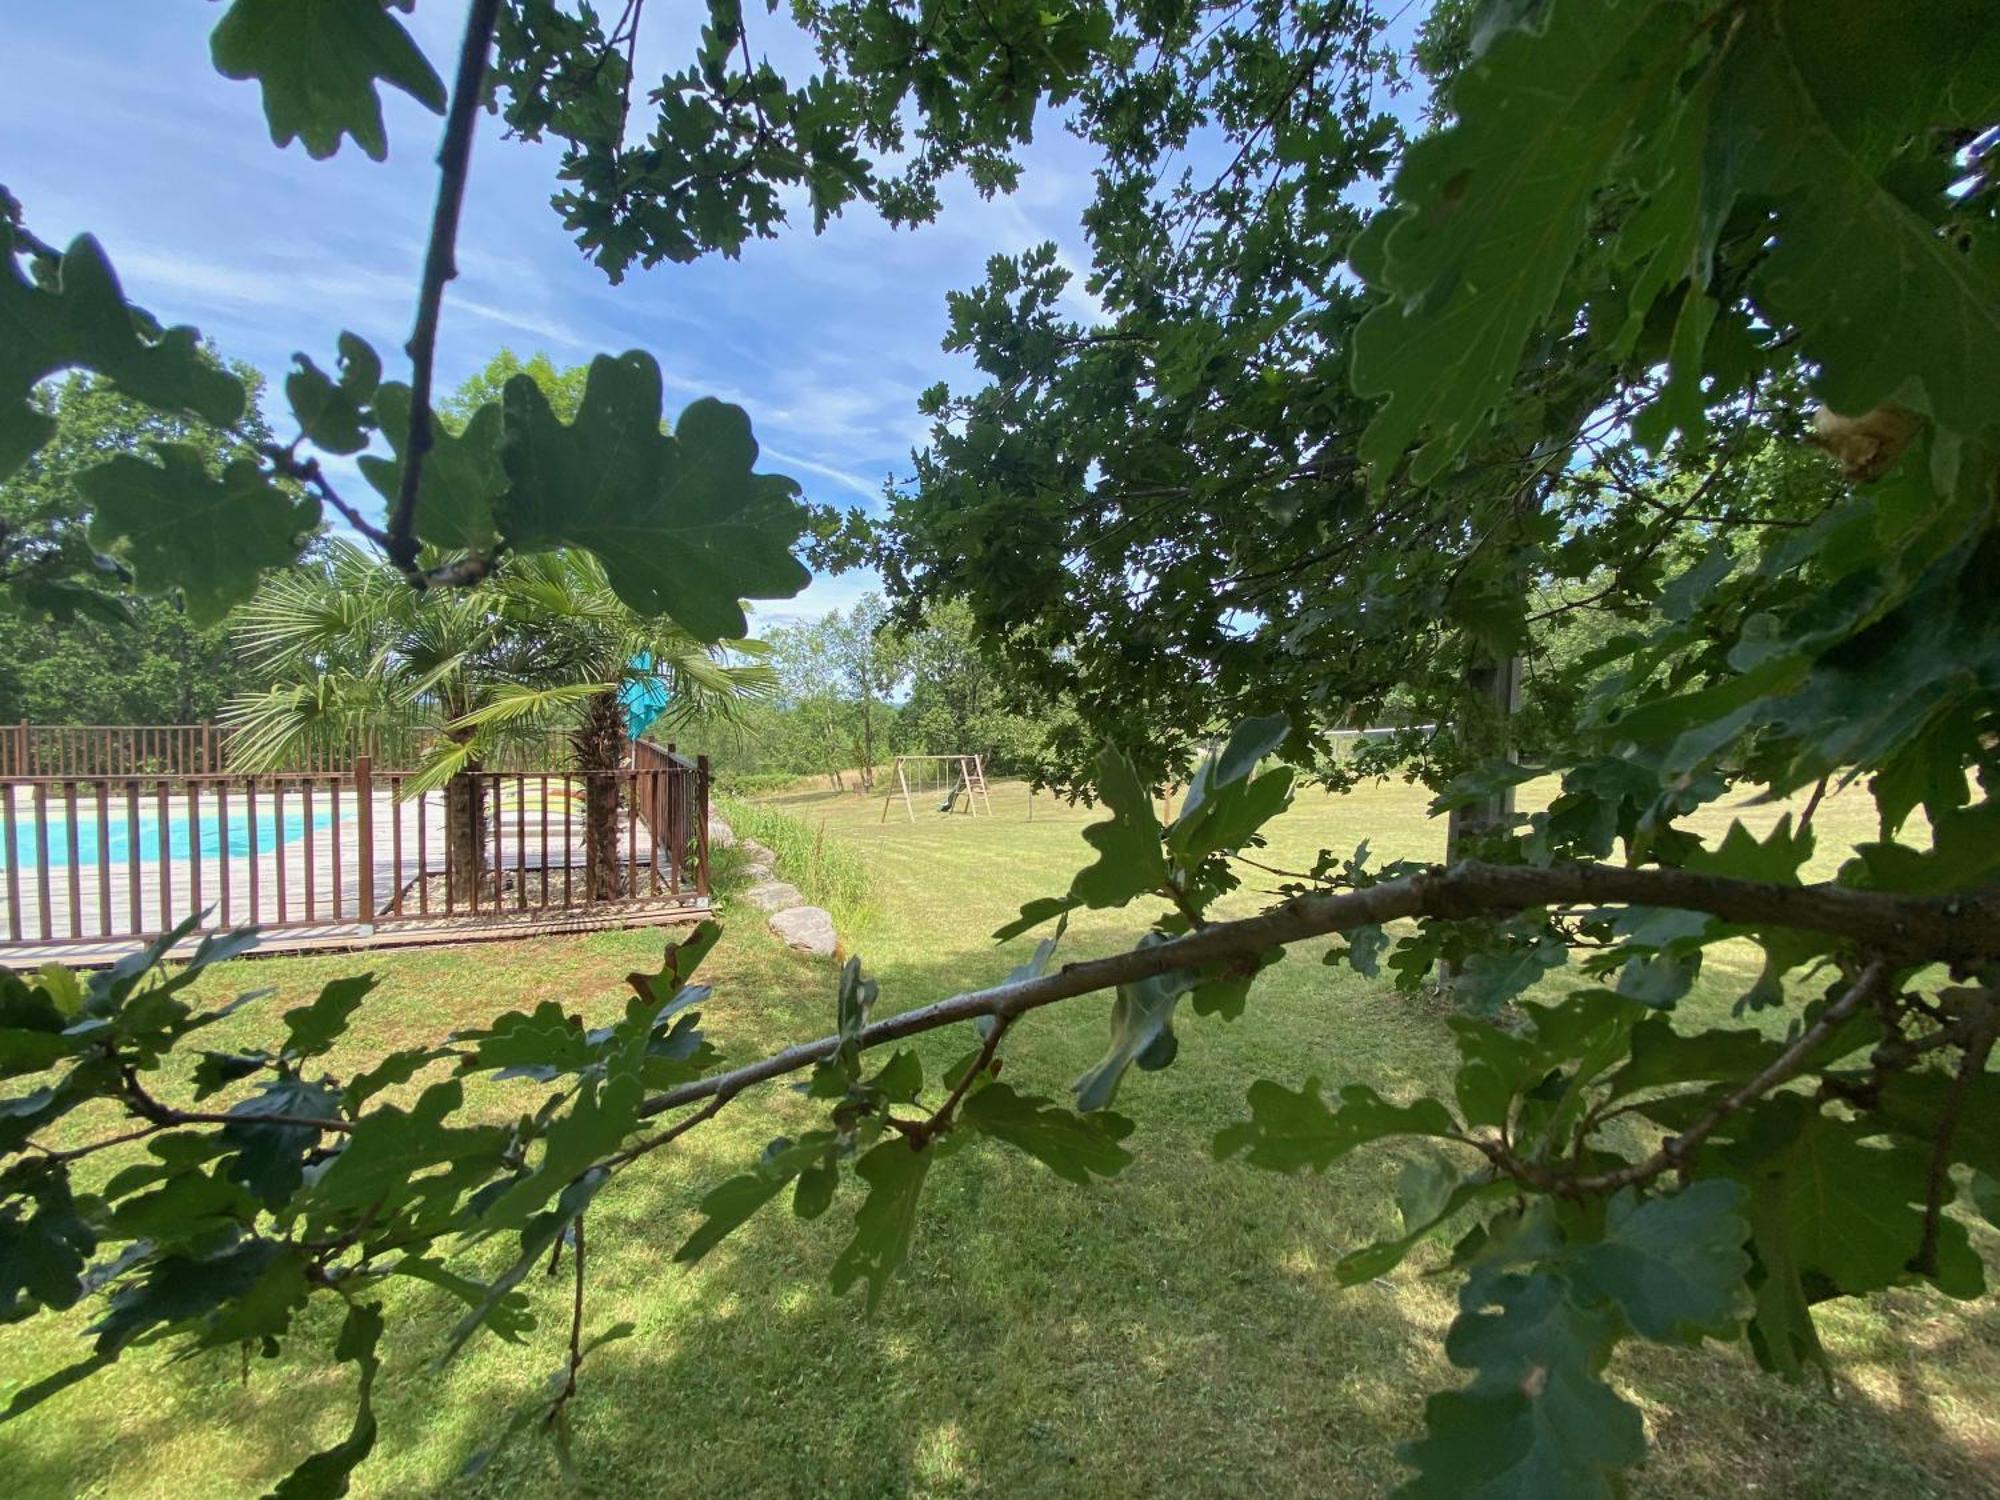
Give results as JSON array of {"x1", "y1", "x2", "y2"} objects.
[{"x1": 716, "y1": 794, "x2": 876, "y2": 937}]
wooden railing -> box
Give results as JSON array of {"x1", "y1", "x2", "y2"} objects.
[
  {"x1": 0, "y1": 745, "x2": 709, "y2": 950},
  {"x1": 0, "y1": 722, "x2": 583, "y2": 779}
]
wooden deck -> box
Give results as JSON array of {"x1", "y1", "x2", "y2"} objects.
[
  {"x1": 3, "y1": 781, "x2": 709, "y2": 966},
  {"x1": 0, "y1": 897, "x2": 712, "y2": 968}
]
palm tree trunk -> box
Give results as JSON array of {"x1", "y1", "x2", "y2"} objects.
[
  {"x1": 572, "y1": 689, "x2": 626, "y2": 901},
  {"x1": 444, "y1": 753, "x2": 487, "y2": 905}
]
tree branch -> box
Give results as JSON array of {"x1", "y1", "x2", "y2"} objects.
[
  {"x1": 1909, "y1": 1008, "x2": 1999, "y2": 1276},
  {"x1": 120, "y1": 1066, "x2": 355, "y2": 1134},
  {"x1": 1470, "y1": 960, "x2": 1891, "y2": 1196},
  {"x1": 635, "y1": 863, "x2": 2000, "y2": 1123},
  {"x1": 388, "y1": 0, "x2": 503, "y2": 578},
  {"x1": 260, "y1": 445, "x2": 395, "y2": 553}
]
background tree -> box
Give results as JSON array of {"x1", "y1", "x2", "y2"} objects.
[
  {"x1": 0, "y1": 368, "x2": 283, "y2": 719},
  {"x1": 823, "y1": 594, "x2": 906, "y2": 792},
  {"x1": 894, "y1": 598, "x2": 1057, "y2": 776}
]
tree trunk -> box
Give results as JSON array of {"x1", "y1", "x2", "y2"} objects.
[
  {"x1": 444, "y1": 754, "x2": 487, "y2": 905},
  {"x1": 859, "y1": 693, "x2": 876, "y2": 793},
  {"x1": 572, "y1": 689, "x2": 626, "y2": 901},
  {"x1": 1444, "y1": 654, "x2": 1525, "y2": 864}
]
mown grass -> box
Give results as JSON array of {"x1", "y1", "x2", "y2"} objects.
[{"x1": 2, "y1": 776, "x2": 1995, "y2": 1499}]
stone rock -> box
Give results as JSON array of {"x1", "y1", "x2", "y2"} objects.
[
  {"x1": 739, "y1": 837, "x2": 774, "y2": 863},
  {"x1": 744, "y1": 880, "x2": 803, "y2": 913},
  {"x1": 707, "y1": 816, "x2": 736, "y2": 850},
  {"x1": 770, "y1": 905, "x2": 837, "y2": 956}
]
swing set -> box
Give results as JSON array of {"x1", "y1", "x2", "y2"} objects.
[{"x1": 881, "y1": 753, "x2": 994, "y2": 822}]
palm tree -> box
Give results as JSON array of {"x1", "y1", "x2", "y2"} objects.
[
  {"x1": 226, "y1": 542, "x2": 774, "y2": 904},
  {"x1": 433, "y1": 550, "x2": 776, "y2": 898}
]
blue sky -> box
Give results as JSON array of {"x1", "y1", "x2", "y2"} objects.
[{"x1": 0, "y1": 0, "x2": 1111, "y2": 623}]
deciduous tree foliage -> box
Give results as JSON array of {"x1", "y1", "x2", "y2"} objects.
[
  {"x1": 0, "y1": 3, "x2": 1996, "y2": 1497},
  {"x1": 0, "y1": 369, "x2": 279, "y2": 716}
]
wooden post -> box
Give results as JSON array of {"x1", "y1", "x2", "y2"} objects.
[
  {"x1": 13, "y1": 719, "x2": 26, "y2": 778},
  {"x1": 354, "y1": 755, "x2": 375, "y2": 924},
  {"x1": 201, "y1": 718, "x2": 216, "y2": 773},
  {"x1": 695, "y1": 754, "x2": 711, "y2": 899}
]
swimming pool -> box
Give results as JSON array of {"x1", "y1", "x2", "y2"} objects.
[{"x1": 3, "y1": 803, "x2": 335, "y2": 869}]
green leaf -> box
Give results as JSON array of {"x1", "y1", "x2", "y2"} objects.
[
  {"x1": 960, "y1": 1082, "x2": 1135, "y2": 1184},
  {"x1": 1658, "y1": 540, "x2": 1735, "y2": 624},
  {"x1": 991, "y1": 896, "x2": 1078, "y2": 944},
  {"x1": 1168, "y1": 713, "x2": 1292, "y2": 858},
  {"x1": 224, "y1": 1077, "x2": 341, "y2": 1207},
  {"x1": 0, "y1": 1166, "x2": 95, "y2": 1318},
  {"x1": 210, "y1": 0, "x2": 446, "y2": 161},
  {"x1": 190, "y1": 1050, "x2": 270, "y2": 1100},
  {"x1": 1454, "y1": 933, "x2": 1568, "y2": 1015},
  {"x1": 1188, "y1": 948, "x2": 1280, "y2": 1021},
  {"x1": 1604, "y1": 1017, "x2": 1780, "y2": 1100},
  {"x1": 675, "y1": 1131, "x2": 838, "y2": 1263},
  {"x1": 1711, "y1": 1104, "x2": 1831, "y2": 1381},
  {"x1": 675, "y1": 1170, "x2": 790, "y2": 1265},
  {"x1": 281, "y1": 974, "x2": 377, "y2": 1060},
  {"x1": 830, "y1": 1138, "x2": 933, "y2": 1313},
  {"x1": 286, "y1": 333, "x2": 379, "y2": 455},
  {"x1": 453, "y1": 1001, "x2": 597, "y2": 1080},
  {"x1": 1070, "y1": 748, "x2": 1169, "y2": 907},
  {"x1": 83, "y1": 445, "x2": 320, "y2": 624},
  {"x1": 1865, "y1": 1065, "x2": 2000, "y2": 1179},
  {"x1": 391, "y1": 1256, "x2": 533, "y2": 1344},
  {"x1": 480, "y1": 1066, "x2": 643, "y2": 1230},
  {"x1": 1352, "y1": 0, "x2": 1692, "y2": 480},
  {"x1": 1568, "y1": 1181, "x2": 1748, "y2": 1343},
  {"x1": 1329, "y1": 923, "x2": 1389, "y2": 979},
  {"x1": 996, "y1": 747, "x2": 1166, "y2": 939},
  {"x1": 1685, "y1": 815, "x2": 1815, "y2": 884},
  {"x1": 1169, "y1": 765, "x2": 1295, "y2": 865},
  {"x1": 1611, "y1": 948, "x2": 1700, "y2": 1009},
  {"x1": 793, "y1": 1157, "x2": 838, "y2": 1220},
  {"x1": 499, "y1": 354, "x2": 809, "y2": 641},
  {"x1": 1711, "y1": 1, "x2": 2000, "y2": 436},
  {"x1": 86, "y1": 1239, "x2": 299, "y2": 1365},
  {"x1": 867, "y1": 1049, "x2": 924, "y2": 1105},
  {"x1": 343, "y1": 1046, "x2": 447, "y2": 1112},
  {"x1": 265, "y1": 1300, "x2": 383, "y2": 1498},
  {"x1": 445, "y1": 1169, "x2": 606, "y2": 1361},
  {"x1": 105, "y1": 1165, "x2": 258, "y2": 1247},
  {"x1": 1209, "y1": 713, "x2": 1291, "y2": 788},
  {"x1": 359, "y1": 383, "x2": 504, "y2": 555},
  {"x1": 307, "y1": 1080, "x2": 508, "y2": 1227},
  {"x1": 1215, "y1": 1077, "x2": 1459, "y2": 1174},
  {"x1": 1396, "y1": 1272, "x2": 1645, "y2": 1499},
  {"x1": 1336, "y1": 1162, "x2": 1510, "y2": 1287},
  {"x1": 626, "y1": 920, "x2": 725, "y2": 1005},
  {"x1": 1073, "y1": 951, "x2": 1187, "y2": 1112},
  {"x1": 0, "y1": 230, "x2": 246, "y2": 480},
  {"x1": 1751, "y1": 1097, "x2": 1984, "y2": 1299}
]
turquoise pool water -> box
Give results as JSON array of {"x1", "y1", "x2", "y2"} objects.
[{"x1": 4, "y1": 803, "x2": 335, "y2": 869}]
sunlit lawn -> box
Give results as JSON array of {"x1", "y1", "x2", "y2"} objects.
[{"x1": 3, "y1": 775, "x2": 1995, "y2": 1497}]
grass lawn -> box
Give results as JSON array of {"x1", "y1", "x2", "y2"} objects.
[{"x1": 3, "y1": 775, "x2": 1995, "y2": 1497}]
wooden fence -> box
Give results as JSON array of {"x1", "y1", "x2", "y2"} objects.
[{"x1": 0, "y1": 743, "x2": 709, "y2": 953}]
